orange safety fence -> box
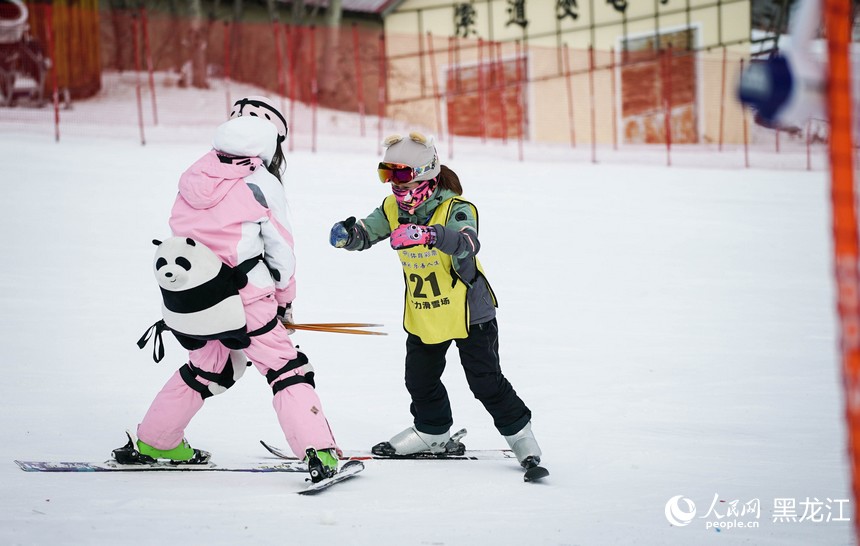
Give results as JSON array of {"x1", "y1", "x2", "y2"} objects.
[
  {"x1": 824, "y1": 0, "x2": 860, "y2": 539},
  {"x1": 0, "y1": 5, "x2": 834, "y2": 171}
]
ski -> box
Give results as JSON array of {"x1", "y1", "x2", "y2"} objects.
[
  {"x1": 523, "y1": 464, "x2": 550, "y2": 482},
  {"x1": 15, "y1": 459, "x2": 307, "y2": 473},
  {"x1": 261, "y1": 440, "x2": 516, "y2": 461},
  {"x1": 298, "y1": 460, "x2": 364, "y2": 495},
  {"x1": 263, "y1": 427, "x2": 514, "y2": 461}
]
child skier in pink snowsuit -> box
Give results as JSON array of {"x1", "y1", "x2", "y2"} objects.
[{"x1": 129, "y1": 97, "x2": 339, "y2": 480}]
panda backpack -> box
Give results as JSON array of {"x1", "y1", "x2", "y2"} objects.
[{"x1": 138, "y1": 237, "x2": 262, "y2": 362}]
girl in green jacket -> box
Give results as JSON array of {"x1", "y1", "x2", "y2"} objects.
[{"x1": 328, "y1": 132, "x2": 546, "y2": 478}]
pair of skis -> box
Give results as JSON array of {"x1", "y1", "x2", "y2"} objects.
[
  {"x1": 15, "y1": 431, "x2": 362, "y2": 495},
  {"x1": 260, "y1": 428, "x2": 548, "y2": 482},
  {"x1": 15, "y1": 455, "x2": 362, "y2": 495},
  {"x1": 15, "y1": 429, "x2": 548, "y2": 493},
  {"x1": 261, "y1": 444, "x2": 549, "y2": 483}
]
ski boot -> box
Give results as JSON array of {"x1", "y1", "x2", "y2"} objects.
[
  {"x1": 503, "y1": 421, "x2": 549, "y2": 481},
  {"x1": 371, "y1": 427, "x2": 466, "y2": 457},
  {"x1": 305, "y1": 447, "x2": 338, "y2": 483},
  {"x1": 112, "y1": 432, "x2": 210, "y2": 465}
]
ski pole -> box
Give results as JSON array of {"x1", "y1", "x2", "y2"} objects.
[{"x1": 281, "y1": 321, "x2": 387, "y2": 336}]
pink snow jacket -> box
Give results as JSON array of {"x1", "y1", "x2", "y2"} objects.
[{"x1": 168, "y1": 117, "x2": 296, "y2": 308}]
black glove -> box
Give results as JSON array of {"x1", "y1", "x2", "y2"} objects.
[{"x1": 330, "y1": 217, "x2": 356, "y2": 248}]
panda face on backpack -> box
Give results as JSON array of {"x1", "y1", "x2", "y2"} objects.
[
  {"x1": 154, "y1": 237, "x2": 222, "y2": 292},
  {"x1": 152, "y1": 237, "x2": 251, "y2": 351}
]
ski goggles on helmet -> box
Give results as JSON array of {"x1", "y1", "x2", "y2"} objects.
[{"x1": 378, "y1": 157, "x2": 438, "y2": 184}]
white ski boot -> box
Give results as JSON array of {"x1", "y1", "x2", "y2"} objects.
[
  {"x1": 504, "y1": 421, "x2": 548, "y2": 481},
  {"x1": 372, "y1": 427, "x2": 466, "y2": 457}
]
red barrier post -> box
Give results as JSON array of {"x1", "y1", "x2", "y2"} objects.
[
  {"x1": 496, "y1": 42, "x2": 508, "y2": 145},
  {"x1": 824, "y1": 0, "x2": 860, "y2": 533},
  {"x1": 588, "y1": 46, "x2": 596, "y2": 164},
  {"x1": 310, "y1": 25, "x2": 318, "y2": 153},
  {"x1": 448, "y1": 35, "x2": 455, "y2": 158},
  {"x1": 454, "y1": 35, "x2": 462, "y2": 97},
  {"x1": 453, "y1": 36, "x2": 462, "y2": 158},
  {"x1": 140, "y1": 7, "x2": 158, "y2": 125},
  {"x1": 224, "y1": 21, "x2": 232, "y2": 116},
  {"x1": 377, "y1": 31, "x2": 387, "y2": 156},
  {"x1": 806, "y1": 120, "x2": 812, "y2": 171},
  {"x1": 719, "y1": 46, "x2": 727, "y2": 152},
  {"x1": 279, "y1": 24, "x2": 290, "y2": 129},
  {"x1": 478, "y1": 38, "x2": 486, "y2": 143},
  {"x1": 663, "y1": 47, "x2": 672, "y2": 167},
  {"x1": 42, "y1": 4, "x2": 59, "y2": 141},
  {"x1": 610, "y1": 47, "x2": 617, "y2": 150},
  {"x1": 287, "y1": 25, "x2": 297, "y2": 153},
  {"x1": 132, "y1": 15, "x2": 146, "y2": 145},
  {"x1": 740, "y1": 58, "x2": 749, "y2": 168},
  {"x1": 426, "y1": 32, "x2": 442, "y2": 140},
  {"x1": 488, "y1": 38, "x2": 496, "y2": 139},
  {"x1": 515, "y1": 40, "x2": 524, "y2": 162},
  {"x1": 273, "y1": 22, "x2": 285, "y2": 108},
  {"x1": 563, "y1": 45, "x2": 575, "y2": 148},
  {"x1": 417, "y1": 19, "x2": 426, "y2": 96},
  {"x1": 352, "y1": 23, "x2": 366, "y2": 137}
]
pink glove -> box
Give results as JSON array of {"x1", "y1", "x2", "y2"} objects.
[{"x1": 390, "y1": 223, "x2": 436, "y2": 250}]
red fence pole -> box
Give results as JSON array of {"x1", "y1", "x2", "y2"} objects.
[
  {"x1": 447, "y1": 35, "x2": 455, "y2": 158},
  {"x1": 719, "y1": 46, "x2": 727, "y2": 152},
  {"x1": 488, "y1": 38, "x2": 497, "y2": 139},
  {"x1": 806, "y1": 120, "x2": 812, "y2": 171},
  {"x1": 309, "y1": 25, "x2": 318, "y2": 153},
  {"x1": 515, "y1": 40, "x2": 524, "y2": 162},
  {"x1": 426, "y1": 32, "x2": 442, "y2": 140},
  {"x1": 610, "y1": 47, "x2": 618, "y2": 151},
  {"x1": 663, "y1": 48, "x2": 672, "y2": 167},
  {"x1": 563, "y1": 45, "x2": 575, "y2": 148},
  {"x1": 280, "y1": 23, "x2": 290, "y2": 130},
  {"x1": 287, "y1": 24, "x2": 297, "y2": 153},
  {"x1": 273, "y1": 22, "x2": 285, "y2": 107},
  {"x1": 140, "y1": 7, "x2": 157, "y2": 125},
  {"x1": 132, "y1": 14, "x2": 146, "y2": 146},
  {"x1": 42, "y1": 4, "x2": 59, "y2": 141},
  {"x1": 496, "y1": 41, "x2": 508, "y2": 146},
  {"x1": 588, "y1": 46, "x2": 596, "y2": 164},
  {"x1": 377, "y1": 31, "x2": 387, "y2": 156},
  {"x1": 478, "y1": 38, "x2": 486, "y2": 144},
  {"x1": 224, "y1": 21, "x2": 231, "y2": 116},
  {"x1": 824, "y1": 0, "x2": 860, "y2": 534},
  {"x1": 740, "y1": 58, "x2": 749, "y2": 168},
  {"x1": 352, "y1": 23, "x2": 366, "y2": 137},
  {"x1": 417, "y1": 19, "x2": 426, "y2": 96}
]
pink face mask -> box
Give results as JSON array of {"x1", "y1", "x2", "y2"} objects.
[{"x1": 392, "y1": 179, "x2": 437, "y2": 214}]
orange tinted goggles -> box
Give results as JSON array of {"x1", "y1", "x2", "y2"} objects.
[{"x1": 378, "y1": 162, "x2": 416, "y2": 184}]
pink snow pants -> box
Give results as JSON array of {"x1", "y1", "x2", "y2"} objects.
[{"x1": 137, "y1": 293, "x2": 338, "y2": 458}]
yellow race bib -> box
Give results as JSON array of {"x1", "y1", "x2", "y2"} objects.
[{"x1": 384, "y1": 195, "x2": 482, "y2": 344}]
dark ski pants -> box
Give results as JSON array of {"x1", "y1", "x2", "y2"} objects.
[{"x1": 404, "y1": 318, "x2": 531, "y2": 437}]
